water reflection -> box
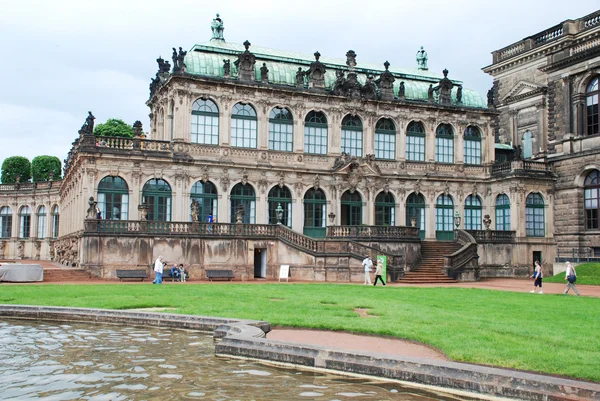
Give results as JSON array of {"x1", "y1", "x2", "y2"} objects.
[{"x1": 0, "y1": 319, "x2": 475, "y2": 400}]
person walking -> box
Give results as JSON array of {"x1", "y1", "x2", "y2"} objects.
[
  {"x1": 530, "y1": 260, "x2": 543, "y2": 294},
  {"x1": 564, "y1": 261, "x2": 580, "y2": 296},
  {"x1": 362, "y1": 255, "x2": 373, "y2": 285},
  {"x1": 153, "y1": 255, "x2": 164, "y2": 284},
  {"x1": 373, "y1": 258, "x2": 386, "y2": 286}
]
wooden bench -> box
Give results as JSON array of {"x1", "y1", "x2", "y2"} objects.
[
  {"x1": 205, "y1": 269, "x2": 234, "y2": 281},
  {"x1": 116, "y1": 269, "x2": 149, "y2": 282}
]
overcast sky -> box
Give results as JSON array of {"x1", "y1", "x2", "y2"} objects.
[{"x1": 0, "y1": 0, "x2": 597, "y2": 175}]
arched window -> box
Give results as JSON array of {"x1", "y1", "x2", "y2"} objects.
[
  {"x1": 37, "y1": 206, "x2": 47, "y2": 238},
  {"x1": 341, "y1": 191, "x2": 362, "y2": 226},
  {"x1": 19, "y1": 206, "x2": 31, "y2": 238},
  {"x1": 375, "y1": 192, "x2": 395, "y2": 226},
  {"x1": 231, "y1": 103, "x2": 257, "y2": 148},
  {"x1": 304, "y1": 111, "x2": 328, "y2": 155},
  {"x1": 0, "y1": 206, "x2": 12, "y2": 238},
  {"x1": 268, "y1": 186, "x2": 292, "y2": 226},
  {"x1": 230, "y1": 183, "x2": 255, "y2": 224},
  {"x1": 586, "y1": 77, "x2": 599, "y2": 136},
  {"x1": 341, "y1": 115, "x2": 363, "y2": 157},
  {"x1": 51, "y1": 205, "x2": 59, "y2": 238},
  {"x1": 584, "y1": 169, "x2": 599, "y2": 230},
  {"x1": 522, "y1": 131, "x2": 533, "y2": 159},
  {"x1": 526, "y1": 193, "x2": 545, "y2": 237},
  {"x1": 406, "y1": 121, "x2": 426, "y2": 161},
  {"x1": 464, "y1": 126, "x2": 482, "y2": 165},
  {"x1": 303, "y1": 188, "x2": 326, "y2": 238},
  {"x1": 98, "y1": 176, "x2": 129, "y2": 220},
  {"x1": 375, "y1": 118, "x2": 396, "y2": 160},
  {"x1": 435, "y1": 124, "x2": 454, "y2": 163},
  {"x1": 142, "y1": 179, "x2": 171, "y2": 221},
  {"x1": 169, "y1": 101, "x2": 175, "y2": 140},
  {"x1": 190, "y1": 181, "x2": 218, "y2": 222},
  {"x1": 406, "y1": 193, "x2": 426, "y2": 240},
  {"x1": 464, "y1": 195, "x2": 482, "y2": 230},
  {"x1": 191, "y1": 98, "x2": 219, "y2": 145},
  {"x1": 269, "y1": 107, "x2": 293, "y2": 152},
  {"x1": 435, "y1": 194, "x2": 454, "y2": 240},
  {"x1": 495, "y1": 194, "x2": 511, "y2": 231}
]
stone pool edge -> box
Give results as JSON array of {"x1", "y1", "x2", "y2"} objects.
[{"x1": 1, "y1": 305, "x2": 597, "y2": 401}]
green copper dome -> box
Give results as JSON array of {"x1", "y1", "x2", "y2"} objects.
[{"x1": 183, "y1": 41, "x2": 487, "y2": 109}]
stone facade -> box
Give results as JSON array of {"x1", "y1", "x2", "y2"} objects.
[{"x1": 484, "y1": 10, "x2": 600, "y2": 260}]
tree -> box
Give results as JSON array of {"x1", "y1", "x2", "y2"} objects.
[
  {"x1": 31, "y1": 156, "x2": 61, "y2": 182},
  {"x1": 93, "y1": 118, "x2": 135, "y2": 138},
  {"x1": 1, "y1": 156, "x2": 31, "y2": 184}
]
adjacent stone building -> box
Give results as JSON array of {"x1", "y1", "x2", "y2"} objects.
[{"x1": 483, "y1": 9, "x2": 600, "y2": 261}]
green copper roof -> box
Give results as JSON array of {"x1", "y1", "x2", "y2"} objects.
[{"x1": 184, "y1": 41, "x2": 487, "y2": 109}]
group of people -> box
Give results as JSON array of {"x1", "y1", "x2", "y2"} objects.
[
  {"x1": 362, "y1": 255, "x2": 385, "y2": 286},
  {"x1": 152, "y1": 256, "x2": 188, "y2": 284},
  {"x1": 530, "y1": 260, "x2": 580, "y2": 296}
]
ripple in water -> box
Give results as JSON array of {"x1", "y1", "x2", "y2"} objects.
[{"x1": 0, "y1": 319, "x2": 480, "y2": 400}]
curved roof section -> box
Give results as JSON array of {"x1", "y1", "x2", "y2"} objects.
[{"x1": 184, "y1": 41, "x2": 487, "y2": 109}]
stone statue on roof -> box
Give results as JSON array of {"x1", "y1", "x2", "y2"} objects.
[
  {"x1": 416, "y1": 46, "x2": 428, "y2": 70},
  {"x1": 295, "y1": 67, "x2": 305, "y2": 88},
  {"x1": 427, "y1": 84, "x2": 435, "y2": 102},
  {"x1": 398, "y1": 81, "x2": 406, "y2": 100},
  {"x1": 260, "y1": 63, "x2": 269, "y2": 83},
  {"x1": 307, "y1": 51, "x2": 326, "y2": 89},
  {"x1": 346, "y1": 50, "x2": 357, "y2": 71},
  {"x1": 223, "y1": 59, "x2": 230, "y2": 77},
  {"x1": 377, "y1": 61, "x2": 395, "y2": 101},
  {"x1": 456, "y1": 85, "x2": 463, "y2": 104},
  {"x1": 434, "y1": 68, "x2": 453, "y2": 105},
  {"x1": 235, "y1": 40, "x2": 256, "y2": 81},
  {"x1": 361, "y1": 75, "x2": 377, "y2": 100},
  {"x1": 211, "y1": 13, "x2": 225, "y2": 41}
]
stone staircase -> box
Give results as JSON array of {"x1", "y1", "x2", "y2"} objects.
[
  {"x1": 43, "y1": 268, "x2": 92, "y2": 282},
  {"x1": 402, "y1": 241, "x2": 461, "y2": 284}
]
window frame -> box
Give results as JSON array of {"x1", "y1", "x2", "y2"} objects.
[
  {"x1": 341, "y1": 115, "x2": 363, "y2": 157},
  {"x1": 304, "y1": 111, "x2": 328, "y2": 155},
  {"x1": 268, "y1": 107, "x2": 294, "y2": 152},
  {"x1": 191, "y1": 98, "x2": 219, "y2": 145},
  {"x1": 375, "y1": 118, "x2": 396, "y2": 160},
  {"x1": 586, "y1": 76, "x2": 599, "y2": 136},
  {"x1": 406, "y1": 121, "x2": 426, "y2": 161},
  {"x1": 435, "y1": 124, "x2": 454, "y2": 164},
  {"x1": 526, "y1": 193, "x2": 545, "y2": 237},
  {"x1": 464, "y1": 126, "x2": 482, "y2": 165},
  {"x1": 495, "y1": 194, "x2": 511, "y2": 231},
  {"x1": 231, "y1": 103, "x2": 258, "y2": 149},
  {"x1": 584, "y1": 170, "x2": 599, "y2": 230}
]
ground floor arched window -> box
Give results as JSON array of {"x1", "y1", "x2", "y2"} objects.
[
  {"x1": 526, "y1": 193, "x2": 545, "y2": 237},
  {"x1": 268, "y1": 185, "x2": 292, "y2": 226},
  {"x1": 36, "y1": 206, "x2": 46, "y2": 238},
  {"x1": 341, "y1": 191, "x2": 362, "y2": 226},
  {"x1": 190, "y1": 180, "x2": 218, "y2": 223},
  {"x1": 584, "y1": 170, "x2": 599, "y2": 230},
  {"x1": 375, "y1": 192, "x2": 395, "y2": 226},
  {"x1": 406, "y1": 193, "x2": 426, "y2": 240},
  {"x1": 142, "y1": 179, "x2": 171, "y2": 221},
  {"x1": 230, "y1": 183, "x2": 256, "y2": 224},
  {"x1": 51, "y1": 205, "x2": 59, "y2": 238},
  {"x1": 303, "y1": 188, "x2": 326, "y2": 238},
  {"x1": 464, "y1": 195, "x2": 482, "y2": 230},
  {"x1": 0, "y1": 206, "x2": 12, "y2": 238},
  {"x1": 495, "y1": 194, "x2": 510, "y2": 231},
  {"x1": 19, "y1": 206, "x2": 31, "y2": 238},
  {"x1": 435, "y1": 194, "x2": 454, "y2": 240}
]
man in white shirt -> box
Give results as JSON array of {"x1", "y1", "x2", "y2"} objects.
[
  {"x1": 564, "y1": 261, "x2": 580, "y2": 296},
  {"x1": 362, "y1": 255, "x2": 373, "y2": 285},
  {"x1": 153, "y1": 255, "x2": 164, "y2": 284}
]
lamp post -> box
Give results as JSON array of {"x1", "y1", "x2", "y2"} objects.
[
  {"x1": 275, "y1": 203, "x2": 283, "y2": 224},
  {"x1": 454, "y1": 211, "x2": 461, "y2": 229}
]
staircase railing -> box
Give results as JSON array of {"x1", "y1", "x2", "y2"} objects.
[{"x1": 443, "y1": 229, "x2": 479, "y2": 280}]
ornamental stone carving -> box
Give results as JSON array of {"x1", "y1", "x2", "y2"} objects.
[
  {"x1": 434, "y1": 69, "x2": 454, "y2": 105},
  {"x1": 236, "y1": 40, "x2": 256, "y2": 81},
  {"x1": 201, "y1": 165, "x2": 210, "y2": 183},
  {"x1": 377, "y1": 61, "x2": 395, "y2": 101},
  {"x1": 307, "y1": 51, "x2": 326, "y2": 89},
  {"x1": 240, "y1": 168, "x2": 249, "y2": 185},
  {"x1": 313, "y1": 174, "x2": 321, "y2": 190},
  {"x1": 258, "y1": 171, "x2": 268, "y2": 192}
]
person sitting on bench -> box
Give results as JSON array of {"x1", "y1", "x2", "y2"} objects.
[
  {"x1": 178, "y1": 264, "x2": 188, "y2": 282},
  {"x1": 170, "y1": 264, "x2": 181, "y2": 282}
]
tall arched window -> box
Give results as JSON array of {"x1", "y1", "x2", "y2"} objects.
[
  {"x1": 341, "y1": 190, "x2": 362, "y2": 226},
  {"x1": 304, "y1": 111, "x2": 328, "y2": 155},
  {"x1": 341, "y1": 115, "x2": 363, "y2": 157},
  {"x1": 230, "y1": 183, "x2": 256, "y2": 224},
  {"x1": 435, "y1": 124, "x2": 454, "y2": 163},
  {"x1": 142, "y1": 179, "x2": 172, "y2": 221},
  {"x1": 584, "y1": 169, "x2": 599, "y2": 230},
  {"x1": 191, "y1": 98, "x2": 219, "y2": 145},
  {"x1": 375, "y1": 118, "x2": 396, "y2": 160},
  {"x1": 269, "y1": 107, "x2": 293, "y2": 152},
  {"x1": 51, "y1": 205, "x2": 59, "y2": 238},
  {"x1": 586, "y1": 77, "x2": 599, "y2": 136},
  {"x1": 406, "y1": 121, "x2": 425, "y2": 161},
  {"x1": 19, "y1": 206, "x2": 31, "y2": 238},
  {"x1": 464, "y1": 126, "x2": 482, "y2": 165},
  {"x1": 495, "y1": 194, "x2": 511, "y2": 231},
  {"x1": 268, "y1": 186, "x2": 292, "y2": 226},
  {"x1": 375, "y1": 192, "x2": 395, "y2": 226},
  {"x1": 406, "y1": 193, "x2": 426, "y2": 240},
  {"x1": 190, "y1": 181, "x2": 218, "y2": 222},
  {"x1": 0, "y1": 206, "x2": 12, "y2": 238},
  {"x1": 37, "y1": 206, "x2": 47, "y2": 238},
  {"x1": 169, "y1": 101, "x2": 175, "y2": 140},
  {"x1": 522, "y1": 131, "x2": 533, "y2": 159},
  {"x1": 526, "y1": 193, "x2": 545, "y2": 237},
  {"x1": 464, "y1": 195, "x2": 482, "y2": 230},
  {"x1": 231, "y1": 103, "x2": 257, "y2": 148},
  {"x1": 303, "y1": 188, "x2": 326, "y2": 238},
  {"x1": 98, "y1": 176, "x2": 129, "y2": 220},
  {"x1": 435, "y1": 194, "x2": 454, "y2": 240}
]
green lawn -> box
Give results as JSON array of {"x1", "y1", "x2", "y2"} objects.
[
  {"x1": 545, "y1": 262, "x2": 600, "y2": 285},
  {"x1": 0, "y1": 284, "x2": 599, "y2": 382}
]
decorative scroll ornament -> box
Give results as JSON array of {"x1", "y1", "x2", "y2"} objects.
[
  {"x1": 443, "y1": 181, "x2": 450, "y2": 197},
  {"x1": 240, "y1": 168, "x2": 249, "y2": 186},
  {"x1": 258, "y1": 171, "x2": 268, "y2": 192},
  {"x1": 472, "y1": 183, "x2": 478, "y2": 197},
  {"x1": 313, "y1": 174, "x2": 320, "y2": 190},
  {"x1": 278, "y1": 171, "x2": 285, "y2": 188},
  {"x1": 221, "y1": 169, "x2": 230, "y2": 192},
  {"x1": 414, "y1": 179, "x2": 421, "y2": 195},
  {"x1": 201, "y1": 165, "x2": 210, "y2": 183}
]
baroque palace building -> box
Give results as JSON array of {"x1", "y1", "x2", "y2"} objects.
[{"x1": 5, "y1": 12, "x2": 599, "y2": 281}]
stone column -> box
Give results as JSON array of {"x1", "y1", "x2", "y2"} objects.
[
  {"x1": 220, "y1": 100, "x2": 231, "y2": 146},
  {"x1": 292, "y1": 195, "x2": 303, "y2": 233},
  {"x1": 218, "y1": 193, "x2": 229, "y2": 223},
  {"x1": 329, "y1": 117, "x2": 339, "y2": 155},
  {"x1": 397, "y1": 121, "x2": 406, "y2": 161},
  {"x1": 172, "y1": 92, "x2": 188, "y2": 142},
  {"x1": 294, "y1": 113, "x2": 304, "y2": 153},
  {"x1": 364, "y1": 117, "x2": 374, "y2": 156},
  {"x1": 426, "y1": 205, "x2": 435, "y2": 239},
  {"x1": 537, "y1": 102, "x2": 547, "y2": 154},
  {"x1": 426, "y1": 120, "x2": 435, "y2": 162},
  {"x1": 364, "y1": 190, "x2": 373, "y2": 225},
  {"x1": 258, "y1": 106, "x2": 268, "y2": 150},
  {"x1": 455, "y1": 128, "x2": 464, "y2": 164}
]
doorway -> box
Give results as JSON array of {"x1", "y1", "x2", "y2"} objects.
[{"x1": 254, "y1": 248, "x2": 266, "y2": 279}]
